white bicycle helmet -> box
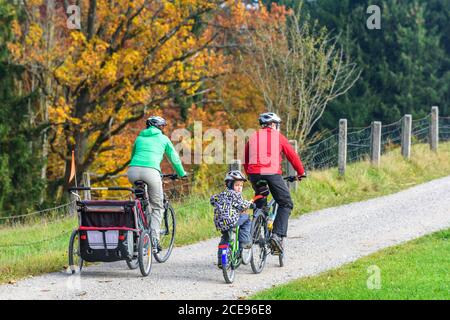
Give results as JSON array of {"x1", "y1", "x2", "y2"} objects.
[
  {"x1": 146, "y1": 116, "x2": 167, "y2": 129},
  {"x1": 224, "y1": 170, "x2": 247, "y2": 182},
  {"x1": 259, "y1": 112, "x2": 281, "y2": 126}
]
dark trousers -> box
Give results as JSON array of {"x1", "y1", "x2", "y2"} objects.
[{"x1": 249, "y1": 174, "x2": 293, "y2": 237}]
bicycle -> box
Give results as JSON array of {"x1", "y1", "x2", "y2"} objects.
[
  {"x1": 220, "y1": 224, "x2": 245, "y2": 284},
  {"x1": 126, "y1": 173, "x2": 180, "y2": 270},
  {"x1": 250, "y1": 175, "x2": 306, "y2": 274}
]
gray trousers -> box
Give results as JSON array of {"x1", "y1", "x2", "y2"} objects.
[{"x1": 127, "y1": 166, "x2": 164, "y2": 240}]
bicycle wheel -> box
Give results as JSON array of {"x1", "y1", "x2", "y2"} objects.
[
  {"x1": 138, "y1": 230, "x2": 153, "y2": 277},
  {"x1": 241, "y1": 247, "x2": 252, "y2": 265},
  {"x1": 222, "y1": 245, "x2": 236, "y2": 284},
  {"x1": 279, "y1": 252, "x2": 284, "y2": 267},
  {"x1": 154, "y1": 205, "x2": 176, "y2": 263},
  {"x1": 68, "y1": 229, "x2": 83, "y2": 274},
  {"x1": 250, "y1": 214, "x2": 268, "y2": 274},
  {"x1": 125, "y1": 233, "x2": 139, "y2": 269},
  {"x1": 126, "y1": 258, "x2": 138, "y2": 270}
]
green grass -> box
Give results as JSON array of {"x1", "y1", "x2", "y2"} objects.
[
  {"x1": 250, "y1": 229, "x2": 450, "y2": 300},
  {"x1": 0, "y1": 142, "x2": 449, "y2": 284}
]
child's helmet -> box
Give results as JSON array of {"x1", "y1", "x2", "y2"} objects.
[{"x1": 224, "y1": 170, "x2": 247, "y2": 182}]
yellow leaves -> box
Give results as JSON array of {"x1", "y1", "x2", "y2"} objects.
[
  {"x1": 25, "y1": 24, "x2": 43, "y2": 46},
  {"x1": 11, "y1": 20, "x2": 21, "y2": 38},
  {"x1": 185, "y1": 36, "x2": 197, "y2": 48},
  {"x1": 123, "y1": 50, "x2": 140, "y2": 64},
  {"x1": 11, "y1": 0, "x2": 251, "y2": 179},
  {"x1": 100, "y1": 55, "x2": 118, "y2": 82},
  {"x1": 121, "y1": 49, "x2": 142, "y2": 77},
  {"x1": 49, "y1": 97, "x2": 70, "y2": 122},
  {"x1": 49, "y1": 97, "x2": 82, "y2": 127},
  {"x1": 27, "y1": 0, "x2": 43, "y2": 6},
  {"x1": 70, "y1": 31, "x2": 86, "y2": 44},
  {"x1": 6, "y1": 43, "x2": 21, "y2": 60}
]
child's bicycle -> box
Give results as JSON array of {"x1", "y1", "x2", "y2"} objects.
[
  {"x1": 250, "y1": 175, "x2": 306, "y2": 273},
  {"x1": 220, "y1": 224, "x2": 248, "y2": 284}
]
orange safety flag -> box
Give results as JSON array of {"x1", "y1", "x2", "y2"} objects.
[{"x1": 68, "y1": 150, "x2": 76, "y2": 183}]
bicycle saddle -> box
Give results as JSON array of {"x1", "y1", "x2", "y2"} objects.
[
  {"x1": 255, "y1": 180, "x2": 270, "y2": 196},
  {"x1": 133, "y1": 181, "x2": 147, "y2": 199},
  {"x1": 134, "y1": 180, "x2": 147, "y2": 187}
]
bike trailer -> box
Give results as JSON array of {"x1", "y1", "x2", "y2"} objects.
[{"x1": 76, "y1": 200, "x2": 146, "y2": 263}]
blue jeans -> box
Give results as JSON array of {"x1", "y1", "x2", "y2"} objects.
[{"x1": 219, "y1": 214, "x2": 252, "y2": 249}]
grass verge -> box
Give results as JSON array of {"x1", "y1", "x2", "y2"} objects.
[
  {"x1": 0, "y1": 142, "x2": 449, "y2": 284},
  {"x1": 250, "y1": 228, "x2": 450, "y2": 300}
]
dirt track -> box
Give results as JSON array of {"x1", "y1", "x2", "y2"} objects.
[{"x1": 1, "y1": 176, "x2": 449, "y2": 300}]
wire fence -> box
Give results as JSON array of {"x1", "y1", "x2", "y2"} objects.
[
  {"x1": 347, "y1": 126, "x2": 372, "y2": 163},
  {"x1": 300, "y1": 115, "x2": 448, "y2": 171},
  {"x1": 411, "y1": 115, "x2": 431, "y2": 144},
  {"x1": 439, "y1": 116, "x2": 450, "y2": 141},
  {"x1": 0, "y1": 231, "x2": 73, "y2": 249},
  {"x1": 300, "y1": 134, "x2": 339, "y2": 170},
  {"x1": 1, "y1": 113, "x2": 449, "y2": 251}
]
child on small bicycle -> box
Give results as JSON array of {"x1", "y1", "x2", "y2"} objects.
[{"x1": 210, "y1": 170, "x2": 254, "y2": 268}]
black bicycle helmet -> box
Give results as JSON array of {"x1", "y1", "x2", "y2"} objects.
[
  {"x1": 146, "y1": 116, "x2": 167, "y2": 129},
  {"x1": 258, "y1": 112, "x2": 281, "y2": 126}
]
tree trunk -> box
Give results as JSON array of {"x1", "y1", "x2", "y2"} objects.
[
  {"x1": 40, "y1": 0, "x2": 56, "y2": 203},
  {"x1": 63, "y1": 87, "x2": 91, "y2": 190}
]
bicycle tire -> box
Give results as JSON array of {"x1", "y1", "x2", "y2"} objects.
[
  {"x1": 279, "y1": 252, "x2": 284, "y2": 267},
  {"x1": 250, "y1": 214, "x2": 267, "y2": 274},
  {"x1": 126, "y1": 258, "x2": 139, "y2": 270},
  {"x1": 68, "y1": 229, "x2": 83, "y2": 274},
  {"x1": 222, "y1": 260, "x2": 236, "y2": 283},
  {"x1": 154, "y1": 204, "x2": 176, "y2": 263},
  {"x1": 222, "y1": 244, "x2": 236, "y2": 284},
  {"x1": 241, "y1": 248, "x2": 252, "y2": 265},
  {"x1": 138, "y1": 230, "x2": 153, "y2": 277}
]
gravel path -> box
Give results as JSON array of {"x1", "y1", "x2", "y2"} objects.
[{"x1": 1, "y1": 176, "x2": 449, "y2": 300}]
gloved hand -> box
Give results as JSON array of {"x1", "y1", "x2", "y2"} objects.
[
  {"x1": 298, "y1": 171, "x2": 307, "y2": 181},
  {"x1": 180, "y1": 173, "x2": 190, "y2": 180},
  {"x1": 286, "y1": 176, "x2": 297, "y2": 183}
]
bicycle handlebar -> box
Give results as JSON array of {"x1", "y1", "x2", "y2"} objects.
[
  {"x1": 161, "y1": 173, "x2": 190, "y2": 180},
  {"x1": 161, "y1": 173, "x2": 179, "y2": 180},
  {"x1": 283, "y1": 174, "x2": 307, "y2": 182}
]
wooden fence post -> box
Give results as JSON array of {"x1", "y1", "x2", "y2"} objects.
[
  {"x1": 430, "y1": 106, "x2": 439, "y2": 152},
  {"x1": 287, "y1": 140, "x2": 298, "y2": 191},
  {"x1": 82, "y1": 171, "x2": 91, "y2": 200},
  {"x1": 371, "y1": 121, "x2": 382, "y2": 167},
  {"x1": 401, "y1": 115, "x2": 412, "y2": 159},
  {"x1": 338, "y1": 119, "x2": 347, "y2": 176},
  {"x1": 69, "y1": 191, "x2": 78, "y2": 216}
]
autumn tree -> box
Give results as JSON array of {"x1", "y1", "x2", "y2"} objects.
[{"x1": 8, "y1": 0, "x2": 229, "y2": 191}]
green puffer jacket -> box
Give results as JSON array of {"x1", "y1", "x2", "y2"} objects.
[{"x1": 129, "y1": 126, "x2": 186, "y2": 177}]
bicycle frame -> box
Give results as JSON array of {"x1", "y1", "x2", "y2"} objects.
[
  {"x1": 135, "y1": 180, "x2": 172, "y2": 238},
  {"x1": 221, "y1": 226, "x2": 240, "y2": 267}
]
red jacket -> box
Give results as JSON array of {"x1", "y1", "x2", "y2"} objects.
[{"x1": 243, "y1": 127, "x2": 305, "y2": 175}]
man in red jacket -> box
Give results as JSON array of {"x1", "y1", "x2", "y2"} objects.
[{"x1": 243, "y1": 112, "x2": 306, "y2": 254}]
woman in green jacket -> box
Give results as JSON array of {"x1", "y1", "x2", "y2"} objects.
[{"x1": 127, "y1": 116, "x2": 186, "y2": 250}]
